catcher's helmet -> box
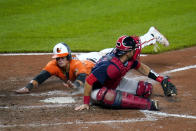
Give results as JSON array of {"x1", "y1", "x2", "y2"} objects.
[
  {"x1": 52, "y1": 42, "x2": 72, "y2": 60},
  {"x1": 115, "y1": 35, "x2": 139, "y2": 56}
]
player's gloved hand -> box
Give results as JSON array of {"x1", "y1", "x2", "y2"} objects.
[
  {"x1": 75, "y1": 104, "x2": 89, "y2": 111},
  {"x1": 160, "y1": 76, "x2": 177, "y2": 96}
]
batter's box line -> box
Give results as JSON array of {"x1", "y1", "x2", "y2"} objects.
[
  {"x1": 141, "y1": 110, "x2": 196, "y2": 119},
  {"x1": 0, "y1": 114, "x2": 157, "y2": 128},
  {"x1": 127, "y1": 64, "x2": 196, "y2": 83},
  {"x1": 0, "y1": 111, "x2": 196, "y2": 128}
]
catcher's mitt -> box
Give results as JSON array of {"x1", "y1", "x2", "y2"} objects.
[{"x1": 161, "y1": 76, "x2": 177, "y2": 96}]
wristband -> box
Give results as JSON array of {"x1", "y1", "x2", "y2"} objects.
[
  {"x1": 156, "y1": 76, "x2": 164, "y2": 83},
  {"x1": 84, "y1": 96, "x2": 90, "y2": 105},
  {"x1": 73, "y1": 81, "x2": 81, "y2": 88},
  {"x1": 148, "y1": 70, "x2": 159, "y2": 80},
  {"x1": 26, "y1": 83, "x2": 34, "y2": 90},
  {"x1": 148, "y1": 70, "x2": 163, "y2": 83}
]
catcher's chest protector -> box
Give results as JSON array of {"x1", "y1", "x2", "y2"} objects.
[
  {"x1": 92, "y1": 54, "x2": 138, "y2": 89},
  {"x1": 104, "y1": 56, "x2": 136, "y2": 89},
  {"x1": 110, "y1": 57, "x2": 134, "y2": 77}
]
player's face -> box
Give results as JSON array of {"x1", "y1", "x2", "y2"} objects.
[
  {"x1": 126, "y1": 50, "x2": 135, "y2": 60},
  {"x1": 56, "y1": 56, "x2": 69, "y2": 67}
]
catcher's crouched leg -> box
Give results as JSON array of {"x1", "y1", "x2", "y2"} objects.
[
  {"x1": 93, "y1": 87, "x2": 159, "y2": 110},
  {"x1": 136, "y1": 81, "x2": 153, "y2": 98}
]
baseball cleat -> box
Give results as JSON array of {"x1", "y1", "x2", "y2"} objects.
[
  {"x1": 148, "y1": 26, "x2": 170, "y2": 47},
  {"x1": 15, "y1": 87, "x2": 30, "y2": 94}
]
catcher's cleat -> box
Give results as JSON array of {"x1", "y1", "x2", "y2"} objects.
[
  {"x1": 150, "y1": 100, "x2": 159, "y2": 111},
  {"x1": 15, "y1": 87, "x2": 30, "y2": 94},
  {"x1": 148, "y1": 26, "x2": 169, "y2": 47}
]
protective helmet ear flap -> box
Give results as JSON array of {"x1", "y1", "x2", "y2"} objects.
[{"x1": 61, "y1": 43, "x2": 72, "y2": 60}]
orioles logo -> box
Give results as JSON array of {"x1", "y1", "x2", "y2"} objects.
[{"x1": 57, "y1": 48, "x2": 61, "y2": 53}]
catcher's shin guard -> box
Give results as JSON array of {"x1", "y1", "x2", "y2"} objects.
[
  {"x1": 96, "y1": 87, "x2": 157, "y2": 110},
  {"x1": 136, "y1": 81, "x2": 153, "y2": 98}
]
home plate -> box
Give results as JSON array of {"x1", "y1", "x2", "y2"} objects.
[{"x1": 40, "y1": 97, "x2": 75, "y2": 104}]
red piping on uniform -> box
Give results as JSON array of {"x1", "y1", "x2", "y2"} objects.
[{"x1": 141, "y1": 38, "x2": 155, "y2": 46}]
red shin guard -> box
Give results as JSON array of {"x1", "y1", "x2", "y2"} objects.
[{"x1": 96, "y1": 87, "x2": 152, "y2": 110}]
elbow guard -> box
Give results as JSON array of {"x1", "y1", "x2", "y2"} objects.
[
  {"x1": 33, "y1": 70, "x2": 51, "y2": 84},
  {"x1": 76, "y1": 73, "x2": 87, "y2": 83}
]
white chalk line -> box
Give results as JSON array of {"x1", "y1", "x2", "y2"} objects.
[
  {"x1": 0, "y1": 88, "x2": 84, "y2": 97},
  {"x1": 0, "y1": 53, "x2": 53, "y2": 56},
  {"x1": 0, "y1": 111, "x2": 158, "y2": 128},
  {"x1": 0, "y1": 52, "x2": 88, "y2": 56},
  {"x1": 0, "y1": 104, "x2": 72, "y2": 109},
  {"x1": 0, "y1": 52, "x2": 147, "y2": 56},
  {"x1": 40, "y1": 97, "x2": 75, "y2": 104},
  {"x1": 0, "y1": 52, "x2": 89, "y2": 56},
  {"x1": 1, "y1": 110, "x2": 196, "y2": 128},
  {"x1": 0, "y1": 90, "x2": 81, "y2": 97},
  {"x1": 141, "y1": 110, "x2": 196, "y2": 119},
  {"x1": 0, "y1": 117, "x2": 155, "y2": 128},
  {"x1": 162, "y1": 65, "x2": 196, "y2": 74},
  {"x1": 130, "y1": 64, "x2": 196, "y2": 82}
]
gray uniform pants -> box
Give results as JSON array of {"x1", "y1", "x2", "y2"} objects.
[{"x1": 91, "y1": 77, "x2": 139, "y2": 101}]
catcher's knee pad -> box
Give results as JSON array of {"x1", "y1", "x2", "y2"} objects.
[
  {"x1": 136, "y1": 81, "x2": 153, "y2": 98},
  {"x1": 96, "y1": 87, "x2": 151, "y2": 109},
  {"x1": 96, "y1": 87, "x2": 117, "y2": 105}
]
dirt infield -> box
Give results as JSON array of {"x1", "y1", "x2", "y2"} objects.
[{"x1": 0, "y1": 47, "x2": 196, "y2": 131}]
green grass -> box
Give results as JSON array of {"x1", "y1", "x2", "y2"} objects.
[{"x1": 0, "y1": 0, "x2": 196, "y2": 53}]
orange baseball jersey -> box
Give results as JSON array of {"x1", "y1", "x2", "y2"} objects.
[{"x1": 43, "y1": 59, "x2": 95, "y2": 82}]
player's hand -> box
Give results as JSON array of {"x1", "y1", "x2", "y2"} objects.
[
  {"x1": 75, "y1": 104, "x2": 89, "y2": 111},
  {"x1": 63, "y1": 80, "x2": 77, "y2": 89}
]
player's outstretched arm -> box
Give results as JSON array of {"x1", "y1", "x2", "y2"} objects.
[
  {"x1": 75, "y1": 81, "x2": 92, "y2": 111},
  {"x1": 15, "y1": 70, "x2": 51, "y2": 94},
  {"x1": 148, "y1": 70, "x2": 177, "y2": 97},
  {"x1": 136, "y1": 63, "x2": 177, "y2": 97}
]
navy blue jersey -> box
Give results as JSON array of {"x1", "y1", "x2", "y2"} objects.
[{"x1": 86, "y1": 52, "x2": 140, "y2": 89}]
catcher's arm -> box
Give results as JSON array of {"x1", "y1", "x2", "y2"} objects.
[
  {"x1": 137, "y1": 63, "x2": 177, "y2": 97},
  {"x1": 148, "y1": 70, "x2": 177, "y2": 96},
  {"x1": 75, "y1": 80, "x2": 92, "y2": 111}
]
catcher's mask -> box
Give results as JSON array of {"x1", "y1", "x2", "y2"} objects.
[
  {"x1": 52, "y1": 42, "x2": 72, "y2": 60},
  {"x1": 114, "y1": 35, "x2": 141, "y2": 58}
]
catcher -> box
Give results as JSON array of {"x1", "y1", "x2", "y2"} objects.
[
  {"x1": 75, "y1": 31, "x2": 177, "y2": 111},
  {"x1": 15, "y1": 42, "x2": 95, "y2": 94}
]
